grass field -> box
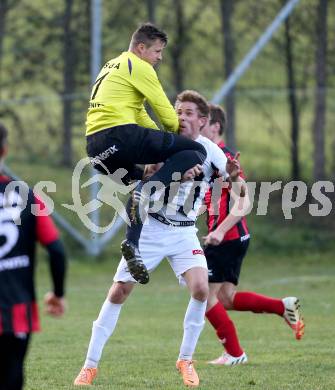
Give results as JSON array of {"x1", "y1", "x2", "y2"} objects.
[{"x1": 24, "y1": 226, "x2": 335, "y2": 390}]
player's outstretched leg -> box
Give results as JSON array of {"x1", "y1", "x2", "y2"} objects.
[{"x1": 282, "y1": 297, "x2": 305, "y2": 340}]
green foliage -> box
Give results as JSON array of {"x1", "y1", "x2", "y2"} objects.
[{"x1": 1, "y1": 0, "x2": 334, "y2": 176}]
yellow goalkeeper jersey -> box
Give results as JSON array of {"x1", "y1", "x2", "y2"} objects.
[{"x1": 86, "y1": 51, "x2": 179, "y2": 136}]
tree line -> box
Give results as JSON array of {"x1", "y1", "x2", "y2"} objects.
[{"x1": 0, "y1": 0, "x2": 333, "y2": 181}]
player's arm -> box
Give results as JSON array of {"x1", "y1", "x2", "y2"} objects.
[
  {"x1": 132, "y1": 63, "x2": 179, "y2": 132},
  {"x1": 136, "y1": 105, "x2": 160, "y2": 130},
  {"x1": 34, "y1": 196, "x2": 67, "y2": 316},
  {"x1": 226, "y1": 152, "x2": 247, "y2": 198},
  {"x1": 212, "y1": 145, "x2": 246, "y2": 195},
  {"x1": 203, "y1": 184, "x2": 250, "y2": 246},
  {"x1": 203, "y1": 147, "x2": 249, "y2": 245}
]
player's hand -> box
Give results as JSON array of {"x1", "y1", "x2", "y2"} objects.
[
  {"x1": 182, "y1": 164, "x2": 202, "y2": 182},
  {"x1": 203, "y1": 230, "x2": 224, "y2": 246},
  {"x1": 226, "y1": 152, "x2": 241, "y2": 180},
  {"x1": 44, "y1": 292, "x2": 66, "y2": 317},
  {"x1": 143, "y1": 163, "x2": 164, "y2": 179}
]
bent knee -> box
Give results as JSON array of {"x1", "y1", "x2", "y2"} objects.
[
  {"x1": 108, "y1": 282, "x2": 133, "y2": 304},
  {"x1": 191, "y1": 282, "x2": 209, "y2": 302},
  {"x1": 218, "y1": 290, "x2": 235, "y2": 309}
]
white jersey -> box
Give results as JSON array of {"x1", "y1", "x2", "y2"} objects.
[{"x1": 154, "y1": 134, "x2": 228, "y2": 221}]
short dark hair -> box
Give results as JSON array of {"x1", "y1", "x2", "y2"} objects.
[
  {"x1": 0, "y1": 123, "x2": 8, "y2": 151},
  {"x1": 209, "y1": 104, "x2": 226, "y2": 135},
  {"x1": 175, "y1": 90, "x2": 209, "y2": 118},
  {"x1": 131, "y1": 23, "x2": 168, "y2": 47}
]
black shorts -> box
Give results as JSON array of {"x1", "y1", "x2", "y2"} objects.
[
  {"x1": 0, "y1": 333, "x2": 30, "y2": 390},
  {"x1": 205, "y1": 239, "x2": 250, "y2": 285},
  {"x1": 86, "y1": 124, "x2": 205, "y2": 184}
]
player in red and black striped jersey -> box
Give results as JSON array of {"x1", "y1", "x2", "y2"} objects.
[
  {"x1": 201, "y1": 105, "x2": 304, "y2": 366},
  {"x1": 204, "y1": 141, "x2": 250, "y2": 243},
  {"x1": 0, "y1": 123, "x2": 67, "y2": 390}
]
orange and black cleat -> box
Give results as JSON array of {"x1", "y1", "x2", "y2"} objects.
[
  {"x1": 282, "y1": 297, "x2": 305, "y2": 340},
  {"x1": 74, "y1": 367, "x2": 98, "y2": 386},
  {"x1": 176, "y1": 359, "x2": 199, "y2": 387}
]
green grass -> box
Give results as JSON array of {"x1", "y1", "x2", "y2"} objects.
[{"x1": 25, "y1": 238, "x2": 335, "y2": 389}]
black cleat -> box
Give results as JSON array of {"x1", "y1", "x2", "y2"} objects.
[
  {"x1": 130, "y1": 188, "x2": 148, "y2": 224},
  {"x1": 121, "y1": 240, "x2": 149, "y2": 284}
]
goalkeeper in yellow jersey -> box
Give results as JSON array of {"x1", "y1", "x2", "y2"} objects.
[{"x1": 86, "y1": 23, "x2": 206, "y2": 284}]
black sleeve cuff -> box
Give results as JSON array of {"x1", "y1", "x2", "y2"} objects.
[{"x1": 45, "y1": 239, "x2": 67, "y2": 297}]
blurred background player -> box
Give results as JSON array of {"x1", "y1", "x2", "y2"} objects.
[
  {"x1": 73, "y1": 90, "x2": 242, "y2": 388},
  {"x1": 86, "y1": 23, "x2": 206, "y2": 285},
  {"x1": 201, "y1": 104, "x2": 305, "y2": 366},
  {"x1": 0, "y1": 123, "x2": 67, "y2": 390}
]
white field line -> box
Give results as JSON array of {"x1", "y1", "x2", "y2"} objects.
[{"x1": 258, "y1": 275, "x2": 335, "y2": 287}]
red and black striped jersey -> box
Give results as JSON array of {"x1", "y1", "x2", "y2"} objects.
[
  {"x1": 0, "y1": 176, "x2": 59, "y2": 335},
  {"x1": 204, "y1": 141, "x2": 249, "y2": 243}
]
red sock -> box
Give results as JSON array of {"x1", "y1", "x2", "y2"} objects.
[
  {"x1": 233, "y1": 292, "x2": 284, "y2": 315},
  {"x1": 206, "y1": 302, "x2": 243, "y2": 357}
]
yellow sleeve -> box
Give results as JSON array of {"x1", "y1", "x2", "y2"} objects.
[
  {"x1": 136, "y1": 105, "x2": 159, "y2": 130},
  {"x1": 132, "y1": 61, "x2": 179, "y2": 132}
]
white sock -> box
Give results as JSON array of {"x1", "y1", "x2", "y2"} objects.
[
  {"x1": 84, "y1": 299, "x2": 123, "y2": 368},
  {"x1": 178, "y1": 297, "x2": 207, "y2": 361}
]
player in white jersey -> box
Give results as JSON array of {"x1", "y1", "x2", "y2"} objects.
[{"x1": 73, "y1": 90, "x2": 244, "y2": 388}]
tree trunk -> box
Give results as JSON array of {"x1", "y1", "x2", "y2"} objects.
[
  {"x1": 219, "y1": 0, "x2": 236, "y2": 149},
  {"x1": 284, "y1": 16, "x2": 300, "y2": 180},
  {"x1": 312, "y1": 0, "x2": 328, "y2": 181},
  {"x1": 171, "y1": 0, "x2": 185, "y2": 94},
  {"x1": 146, "y1": 0, "x2": 156, "y2": 23},
  {"x1": 62, "y1": 0, "x2": 75, "y2": 167}
]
